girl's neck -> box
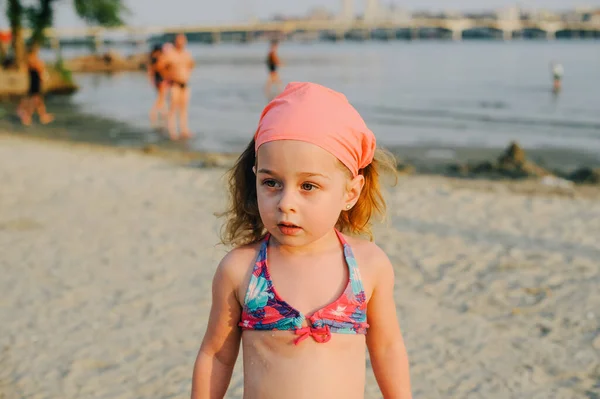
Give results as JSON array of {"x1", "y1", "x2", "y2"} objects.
[{"x1": 269, "y1": 229, "x2": 340, "y2": 257}]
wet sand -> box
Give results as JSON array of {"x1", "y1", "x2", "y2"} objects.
[{"x1": 1, "y1": 134, "x2": 599, "y2": 399}]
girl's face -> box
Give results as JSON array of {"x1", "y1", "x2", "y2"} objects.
[{"x1": 255, "y1": 140, "x2": 363, "y2": 248}]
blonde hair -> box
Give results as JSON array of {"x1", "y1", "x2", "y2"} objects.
[{"x1": 219, "y1": 139, "x2": 397, "y2": 247}]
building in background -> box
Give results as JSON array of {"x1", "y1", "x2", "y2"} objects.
[
  {"x1": 363, "y1": 0, "x2": 382, "y2": 23},
  {"x1": 387, "y1": 5, "x2": 411, "y2": 24},
  {"x1": 338, "y1": 0, "x2": 355, "y2": 22},
  {"x1": 562, "y1": 7, "x2": 600, "y2": 23},
  {"x1": 496, "y1": 6, "x2": 520, "y2": 21},
  {"x1": 306, "y1": 7, "x2": 333, "y2": 21}
]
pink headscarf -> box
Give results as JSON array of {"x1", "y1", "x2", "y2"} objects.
[{"x1": 254, "y1": 82, "x2": 376, "y2": 177}]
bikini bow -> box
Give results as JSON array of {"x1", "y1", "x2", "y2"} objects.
[{"x1": 293, "y1": 325, "x2": 331, "y2": 345}]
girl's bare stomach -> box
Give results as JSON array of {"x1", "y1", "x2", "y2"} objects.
[{"x1": 241, "y1": 330, "x2": 367, "y2": 399}]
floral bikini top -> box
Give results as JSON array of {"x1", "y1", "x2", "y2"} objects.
[{"x1": 238, "y1": 230, "x2": 369, "y2": 345}]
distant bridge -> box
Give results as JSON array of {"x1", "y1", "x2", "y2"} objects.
[{"x1": 32, "y1": 18, "x2": 600, "y2": 47}]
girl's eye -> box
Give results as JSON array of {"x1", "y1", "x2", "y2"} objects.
[
  {"x1": 262, "y1": 179, "x2": 280, "y2": 188},
  {"x1": 301, "y1": 183, "x2": 317, "y2": 191}
]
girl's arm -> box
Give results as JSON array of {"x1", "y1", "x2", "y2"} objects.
[
  {"x1": 191, "y1": 256, "x2": 243, "y2": 399},
  {"x1": 366, "y1": 249, "x2": 412, "y2": 399}
]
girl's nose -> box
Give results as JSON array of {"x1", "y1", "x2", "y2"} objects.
[{"x1": 277, "y1": 188, "x2": 297, "y2": 213}]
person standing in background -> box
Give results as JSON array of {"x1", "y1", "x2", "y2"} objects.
[
  {"x1": 148, "y1": 43, "x2": 169, "y2": 128},
  {"x1": 551, "y1": 61, "x2": 564, "y2": 93},
  {"x1": 157, "y1": 34, "x2": 194, "y2": 140},
  {"x1": 264, "y1": 39, "x2": 283, "y2": 98},
  {"x1": 17, "y1": 43, "x2": 54, "y2": 126}
]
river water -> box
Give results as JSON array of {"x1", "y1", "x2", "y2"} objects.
[{"x1": 7, "y1": 40, "x2": 600, "y2": 170}]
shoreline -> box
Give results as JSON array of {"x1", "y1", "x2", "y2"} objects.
[
  {"x1": 0, "y1": 128, "x2": 239, "y2": 168},
  {"x1": 1, "y1": 109, "x2": 599, "y2": 188},
  {"x1": 2, "y1": 130, "x2": 599, "y2": 199}
]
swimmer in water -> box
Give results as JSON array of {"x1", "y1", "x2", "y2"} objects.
[
  {"x1": 156, "y1": 34, "x2": 195, "y2": 140},
  {"x1": 265, "y1": 39, "x2": 283, "y2": 98},
  {"x1": 551, "y1": 61, "x2": 564, "y2": 93}
]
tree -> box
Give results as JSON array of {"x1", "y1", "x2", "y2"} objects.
[
  {"x1": 73, "y1": 0, "x2": 127, "y2": 27},
  {"x1": 26, "y1": 0, "x2": 57, "y2": 47},
  {"x1": 5, "y1": 0, "x2": 128, "y2": 67},
  {"x1": 7, "y1": 0, "x2": 24, "y2": 67}
]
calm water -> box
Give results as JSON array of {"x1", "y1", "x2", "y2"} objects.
[{"x1": 47, "y1": 41, "x2": 600, "y2": 162}]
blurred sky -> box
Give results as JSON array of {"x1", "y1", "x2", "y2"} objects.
[{"x1": 1, "y1": 0, "x2": 599, "y2": 28}]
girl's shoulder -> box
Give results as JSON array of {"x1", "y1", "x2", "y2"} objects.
[
  {"x1": 342, "y1": 234, "x2": 390, "y2": 265},
  {"x1": 340, "y1": 233, "x2": 395, "y2": 296},
  {"x1": 215, "y1": 241, "x2": 263, "y2": 299}
]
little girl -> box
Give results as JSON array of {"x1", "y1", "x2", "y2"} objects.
[{"x1": 192, "y1": 82, "x2": 412, "y2": 399}]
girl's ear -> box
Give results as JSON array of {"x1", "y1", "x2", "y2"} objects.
[
  {"x1": 252, "y1": 166, "x2": 257, "y2": 175},
  {"x1": 345, "y1": 174, "x2": 365, "y2": 210}
]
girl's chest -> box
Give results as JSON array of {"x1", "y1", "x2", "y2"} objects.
[{"x1": 268, "y1": 257, "x2": 349, "y2": 316}]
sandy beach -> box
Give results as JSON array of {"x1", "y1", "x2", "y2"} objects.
[{"x1": 1, "y1": 133, "x2": 599, "y2": 399}]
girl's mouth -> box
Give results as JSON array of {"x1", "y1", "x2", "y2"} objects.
[{"x1": 277, "y1": 222, "x2": 302, "y2": 236}]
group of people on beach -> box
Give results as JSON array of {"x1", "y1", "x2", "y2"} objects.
[
  {"x1": 3, "y1": 28, "x2": 578, "y2": 398},
  {"x1": 12, "y1": 33, "x2": 284, "y2": 134},
  {"x1": 147, "y1": 33, "x2": 195, "y2": 140},
  {"x1": 147, "y1": 37, "x2": 283, "y2": 140}
]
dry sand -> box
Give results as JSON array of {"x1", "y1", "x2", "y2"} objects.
[{"x1": 1, "y1": 134, "x2": 599, "y2": 399}]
